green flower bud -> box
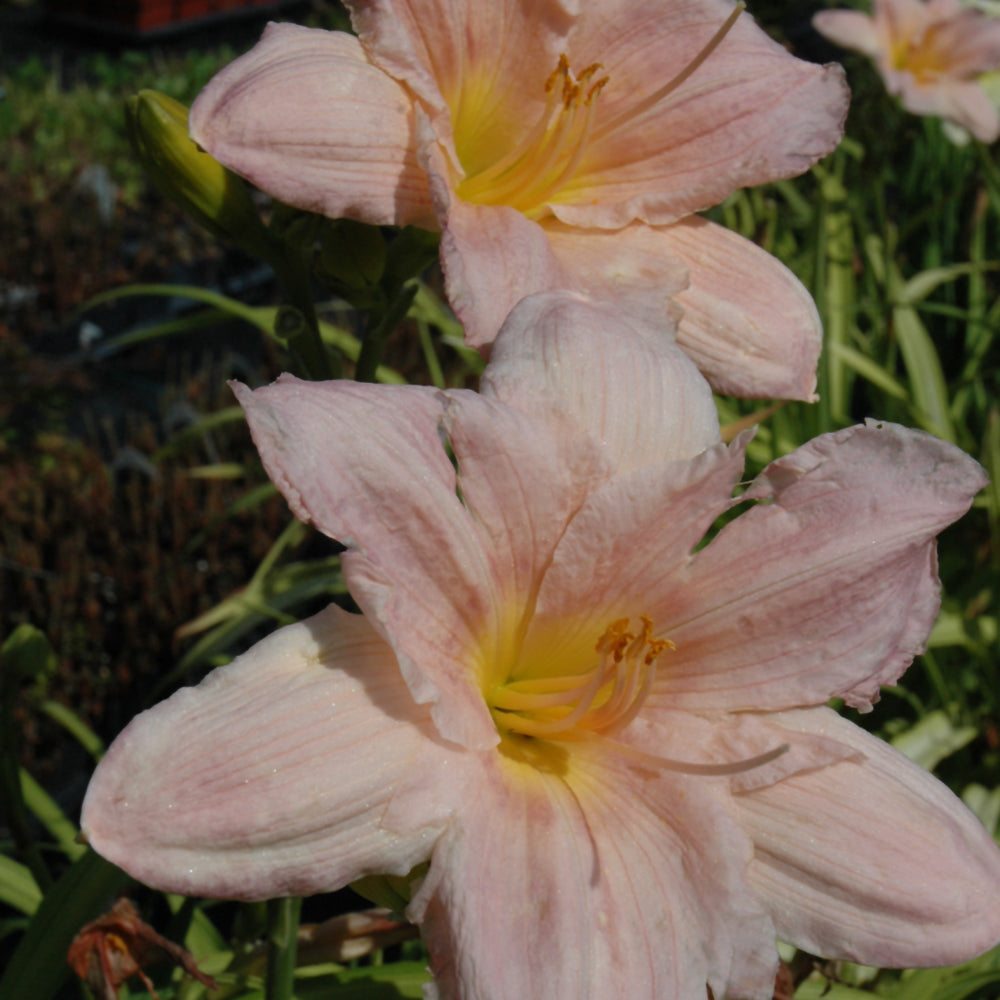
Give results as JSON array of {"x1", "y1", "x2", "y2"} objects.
[{"x1": 125, "y1": 90, "x2": 272, "y2": 259}]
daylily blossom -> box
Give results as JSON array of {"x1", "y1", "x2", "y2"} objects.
[
  {"x1": 188, "y1": 0, "x2": 850, "y2": 400},
  {"x1": 814, "y1": 0, "x2": 1000, "y2": 141},
  {"x1": 82, "y1": 293, "x2": 1000, "y2": 1000}
]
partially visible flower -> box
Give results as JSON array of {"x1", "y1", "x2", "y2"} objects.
[
  {"x1": 67, "y1": 898, "x2": 217, "y2": 1000},
  {"x1": 81, "y1": 294, "x2": 1000, "y2": 1000},
  {"x1": 188, "y1": 0, "x2": 849, "y2": 400},
  {"x1": 815, "y1": 0, "x2": 1000, "y2": 141}
]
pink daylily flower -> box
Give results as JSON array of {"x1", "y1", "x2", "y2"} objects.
[
  {"x1": 81, "y1": 293, "x2": 1000, "y2": 1000},
  {"x1": 188, "y1": 1, "x2": 850, "y2": 400},
  {"x1": 814, "y1": 0, "x2": 1000, "y2": 141}
]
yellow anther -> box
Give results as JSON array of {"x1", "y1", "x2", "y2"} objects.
[
  {"x1": 491, "y1": 614, "x2": 673, "y2": 741},
  {"x1": 546, "y1": 54, "x2": 571, "y2": 93},
  {"x1": 586, "y1": 76, "x2": 610, "y2": 105},
  {"x1": 644, "y1": 638, "x2": 675, "y2": 666},
  {"x1": 595, "y1": 617, "x2": 635, "y2": 662}
]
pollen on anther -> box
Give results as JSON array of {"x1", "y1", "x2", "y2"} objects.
[
  {"x1": 546, "y1": 54, "x2": 571, "y2": 94},
  {"x1": 586, "y1": 75, "x2": 610, "y2": 105}
]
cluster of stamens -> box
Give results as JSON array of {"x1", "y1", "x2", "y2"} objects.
[
  {"x1": 455, "y1": 3, "x2": 745, "y2": 218},
  {"x1": 456, "y1": 54, "x2": 609, "y2": 217},
  {"x1": 490, "y1": 616, "x2": 673, "y2": 740}
]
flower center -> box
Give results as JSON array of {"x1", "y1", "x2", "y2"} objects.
[
  {"x1": 453, "y1": 3, "x2": 744, "y2": 220},
  {"x1": 456, "y1": 54, "x2": 609, "y2": 219},
  {"x1": 895, "y1": 28, "x2": 951, "y2": 82},
  {"x1": 489, "y1": 615, "x2": 673, "y2": 740}
]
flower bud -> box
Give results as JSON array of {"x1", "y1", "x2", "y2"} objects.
[{"x1": 125, "y1": 90, "x2": 272, "y2": 259}]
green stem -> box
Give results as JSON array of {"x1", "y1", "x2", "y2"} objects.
[
  {"x1": 355, "y1": 281, "x2": 419, "y2": 383},
  {"x1": 271, "y1": 250, "x2": 339, "y2": 381},
  {"x1": 265, "y1": 897, "x2": 302, "y2": 1000}
]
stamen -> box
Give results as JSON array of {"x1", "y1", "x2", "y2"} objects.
[
  {"x1": 497, "y1": 665, "x2": 609, "y2": 738},
  {"x1": 490, "y1": 615, "x2": 673, "y2": 740},
  {"x1": 592, "y1": 2, "x2": 746, "y2": 141},
  {"x1": 460, "y1": 70, "x2": 566, "y2": 194},
  {"x1": 589, "y1": 734, "x2": 791, "y2": 776},
  {"x1": 457, "y1": 55, "x2": 608, "y2": 215},
  {"x1": 483, "y1": 100, "x2": 584, "y2": 207},
  {"x1": 507, "y1": 91, "x2": 604, "y2": 215}
]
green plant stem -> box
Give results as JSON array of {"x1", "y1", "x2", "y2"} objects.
[
  {"x1": 356, "y1": 281, "x2": 419, "y2": 383},
  {"x1": 265, "y1": 896, "x2": 302, "y2": 1000},
  {"x1": 272, "y1": 253, "x2": 339, "y2": 381}
]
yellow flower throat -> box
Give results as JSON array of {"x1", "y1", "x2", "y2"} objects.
[
  {"x1": 489, "y1": 615, "x2": 674, "y2": 740},
  {"x1": 456, "y1": 54, "x2": 609, "y2": 218},
  {"x1": 453, "y1": 3, "x2": 745, "y2": 220}
]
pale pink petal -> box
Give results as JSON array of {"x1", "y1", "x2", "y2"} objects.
[
  {"x1": 81, "y1": 606, "x2": 469, "y2": 899},
  {"x1": 527, "y1": 437, "x2": 748, "y2": 655},
  {"x1": 655, "y1": 217, "x2": 823, "y2": 401},
  {"x1": 435, "y1": 193, "x2": 568, "y2": 349},
  {"x1": 481, "y1": 291, "x2": 720, "y2": 473},
  {"x1": 409, "y1": 742, "x2": 777, "y2": 1000},
  {"x1": 233, "y1": 377, "x2": 499, "y2": 749},
  {"x1": 541, "y1": 221, "x2": 689, "y2": 331},
  {"x1": 932, "y1": 13, "x2": 1000, "y2": 74},
  {"x1": 189, "y1": 23, "x2": 435, "y2": 228},
  {"x1": 812, "y1": 10, "x2": 881, "y2": 57},
  {"x1": 878, "y1": 0, "x2": 934, "y2": 41},
  {"x1": 547, "y1": 1, "x2": 848, "y2": 226},
  {"x1": 349, "y1": 0, "x2": 573, "y2": 174},
  {"x1": 432, "y1": 391, "x2": 609, "y2": 687},
  {"x1": 896, "y1": 75, "x2": 1000, "y2": 142},
  {"x1": 435, "y1": 176, "x2": 691, "y2": 350},
  {"x1": 648, "y1": 421, "x2": 987, "y2": 713},
  {"x1": 732, "y1": 707, "x2": 1000, "y2": 966}
]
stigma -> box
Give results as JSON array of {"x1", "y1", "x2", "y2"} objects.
[{"x1": 490, "y1": 615, "x2": 673, "y2": 740}]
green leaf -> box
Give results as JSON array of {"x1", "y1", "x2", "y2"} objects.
[
  {"x1": 895, "y1": 263, "x2": 999, "y2": 306},
  {"x1": 38, "y1": 699, "x2": 104, "y2": 760},
  {"x1": 890, "y1": 710, "x2": 977, "y2": 771},
  {"x1": 0, "y1": 856, "x2": 42, "y2": 916},
  {"x1": 19, "y1": 769, "x2": 86, "y2": 861},
  {"x1": 296, "y1": 962, "x2": 431, "y2": 999},
  {"x1": 828, "y1": 342, "x2": 909, "y2": 401},
  {"x1": 892, "y1": 303, "x2": 956, "y2": 442},
  {"x1": 891, "y1": 953, "x2": 1000, "y2": 1000},
  {"x1": 795, "y1": 975, "x2": 875, "y2": 999},
  {"x1": 962, "y1": 784, "x2": 1000, "y2": 838}
]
